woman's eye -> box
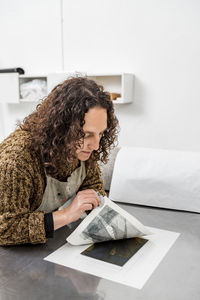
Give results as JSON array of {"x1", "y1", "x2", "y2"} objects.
[
  {"x1": 85, "y1": 134, "x2": 92, "y2": 138},
  {"x1": 84, "y1": 133, "x2": 104, "y2": 139}
]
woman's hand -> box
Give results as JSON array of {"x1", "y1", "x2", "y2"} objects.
[
  {"x1": 53, "y1": 189, "x2": 100, "y2": 230},
  {"x1": 65, "y1": 189, "x2": 100, "y2": 223}
]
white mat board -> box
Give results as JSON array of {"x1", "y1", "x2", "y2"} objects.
[{"x1": 44, "y1": 227, "x2": 180, "y2": 289}]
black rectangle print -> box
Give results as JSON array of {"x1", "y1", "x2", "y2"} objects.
[{"x1": 81, "y1": 237, "x2": 148, "y2": 267}]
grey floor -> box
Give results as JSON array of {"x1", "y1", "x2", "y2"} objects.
[{"x1": 0, "y1": 203, "x2": 200, "y2": 300}]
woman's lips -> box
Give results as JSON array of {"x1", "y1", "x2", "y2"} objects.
[{"x1": 82, "y1": 151, "x2": 91, "y2": 155}]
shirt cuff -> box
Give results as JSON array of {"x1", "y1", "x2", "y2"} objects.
[{"x1": 44, "y1": 213, "x2": 54, "y2": 238}]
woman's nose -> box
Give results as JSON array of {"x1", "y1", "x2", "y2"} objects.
[{"x1": 91, "y1": 136, "x2": 100, "y2": 150}]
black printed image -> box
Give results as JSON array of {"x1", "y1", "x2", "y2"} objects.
[{"x1": 81, "y1": 237, "x2": 148, "y2": 266}]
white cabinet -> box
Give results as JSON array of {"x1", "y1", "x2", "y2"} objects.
[
  {"x1": 0, "y1": 73, "x2": 19, "y2": 103},
  {"x1": 0, "y1": 73, "x2": 47, "y2": 103},
  {"x1": 48, "y1": 73, "x2": 134, "y2": 104}
]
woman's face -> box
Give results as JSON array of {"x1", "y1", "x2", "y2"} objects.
[{"x1": 76, "y1": 106, "x2": 107, "y2": 161}]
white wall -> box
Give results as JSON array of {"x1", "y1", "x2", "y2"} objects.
[
  {"x1": 1, "y1": 0, "x2": 200, "y2": 152},
  {"x1": 0, "y1": 0, "x2": 62, "y2": 73},
  {"x1": 63, "y1": 0, "x2": 200, "y2": 151},
  {"x1": 0, "y1": 102, "x2": 41, "y2": 139}
]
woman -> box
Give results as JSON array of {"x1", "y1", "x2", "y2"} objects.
[{"x1": 0, "y1": 76, "x2": 118, "y2": 245}]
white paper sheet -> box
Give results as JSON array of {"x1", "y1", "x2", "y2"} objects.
[
  {"x1": 44, "y1": 227, "x2": 180, "y2": 289},
  {"x1": 109, "y1": 147, "x2": 200, "y2": 212},
  {"x1": 67, "y1": 195, "x2": 151, "y2": 245}
]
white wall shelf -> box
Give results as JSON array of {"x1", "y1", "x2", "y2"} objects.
[
  {"x1": 0, "y1": 73, "x2": 48, "y2": 103},
  {"x1": 48, "y1": 72, "x2": 134, "y2": 104},
  {"x1": 0, "y1": 72, "x2": 134, "y2": 104}
]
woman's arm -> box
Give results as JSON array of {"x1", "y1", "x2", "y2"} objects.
[
  {"x1": 53, "y1": 189, "x2": 100, "y2": 230},
  {"x1": 52, "y1": 159, "x2": 106, "y2": 232},
  {"x1": 0, "y1": 161, "x2": 46, "y2": 246}
]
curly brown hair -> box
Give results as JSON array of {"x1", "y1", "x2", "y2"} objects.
[{"x1": 20, "y1": 76, "x2": 119, "y2": 173}]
